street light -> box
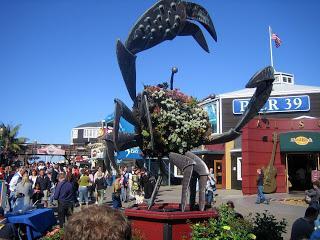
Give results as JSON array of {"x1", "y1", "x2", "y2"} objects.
[
  {"x1": 170, "y1": 67, "x2": 178, "y2": 90},
  {"x1": 0, "y1": 127, "x2": 3, "y2": 163}
]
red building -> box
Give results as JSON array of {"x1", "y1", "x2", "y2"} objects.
[{"x1": 242, "y1": 118, "x2": 320, "y2": 194}]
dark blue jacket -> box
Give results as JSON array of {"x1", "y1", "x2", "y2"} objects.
[{"x1": 54, "y1": 180, "x2": 74, "y2": 202}]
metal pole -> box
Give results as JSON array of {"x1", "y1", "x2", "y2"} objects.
[
  {"x1": 269, "y1": 26, "x2": 274, "y2": 68},
  {"x1": 168, "y1": 162, "x2": 171, "y2": 186},
  {"x1": 170, "y1": 67, "x2": 178, "y2": 90}
]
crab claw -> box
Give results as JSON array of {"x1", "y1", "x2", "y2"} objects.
[
  {"x1": 116, "y1": 39, "x2": 137, "y2": 101},
  {"x1": 184, "y1": 1, "x2": 217, "y2": 42}
]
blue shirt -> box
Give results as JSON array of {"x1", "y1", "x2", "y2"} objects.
[{"x1": 53, "y1": 180, "x2": 74, "y2": 202}]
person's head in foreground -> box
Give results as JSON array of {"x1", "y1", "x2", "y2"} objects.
[{"x1": 64, "y1": 205, "x2": 131, "y2": 240}]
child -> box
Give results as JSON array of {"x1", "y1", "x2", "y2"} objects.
[{"x1": 31, "y1": 183, "x2": 44, "y2": 205}]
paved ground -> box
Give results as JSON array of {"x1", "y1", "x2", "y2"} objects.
[{"x1": 61, "y1": 185, "x2": 307, "y2": 239}]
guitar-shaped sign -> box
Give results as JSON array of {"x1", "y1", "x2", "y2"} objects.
[{"x1": 263, "y1": 132, "x2": 278, "y2": 193}]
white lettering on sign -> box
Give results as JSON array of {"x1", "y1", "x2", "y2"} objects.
[
  {"x1": 240, "y1": 101, "x2": 249, "y2": 112},
  {"x1": 268, "y1": 99, "x2": 279, "y2": 111},
  {"x1": 125, "y1": 148, "x2": 140, "y2": 158},
  {"x1": 232, "y1": 95, "x2": 310, "y2": 114}
]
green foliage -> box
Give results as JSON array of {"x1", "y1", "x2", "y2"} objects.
[
  {"x1": 191, "y1": 206, "x2": 288, "y2": 240},
  {"x1": 137, "y1": 85, "x2": 210, "y2": 158},
  {"x1": 251, "y1": 211, "x2": 287, "y2": 240},
  {"x1": 191, "y1": 205, "x2": 255, "y2": 240},
  {"x1": 0, "y1": 123, "x2": 27, "y2": 165}
]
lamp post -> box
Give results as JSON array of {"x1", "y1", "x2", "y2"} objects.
[
  {"x1": 170, "y1": 67, "x2": 178, "y2": 90},
  {"x1": 0, "y1": 127, "x2": 3, "y2": 164}
]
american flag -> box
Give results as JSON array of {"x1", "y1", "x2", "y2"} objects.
[{"x1": 271, "y1": 33, "x2": 282, "y2": 48}]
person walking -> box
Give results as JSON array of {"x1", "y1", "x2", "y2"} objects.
[
  {"x1": 205, "y1": 174, "x2": 216, "y2": 207},
  {"x1": 255, "y1": 168, "x2": 269, "y2": 204},
  {"x1": 14, "y1": 173, "x2": 33, "y2": 212},
  {"x1": 35, "y1": 169, "x2": 51, "y2": 208},
  {"x1": 54, "y1": 172, "x2": 75, "y2": 228},
  {"x1": 9, "y1": 167, "x2": 26, "y2": 211},
  {"x1": 112, "y1": 174, "x2": 122, "y2": 209},
  {"x1": 78, "y1": 169, "x2": 91, "y2": 208},
  {"x1": 94, "y1": 171, "x2": 106, "y2": 205}
]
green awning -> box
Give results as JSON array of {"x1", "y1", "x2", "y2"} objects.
[{"x1": 280, "y1": 131, "x2": 320, "y2": 152}]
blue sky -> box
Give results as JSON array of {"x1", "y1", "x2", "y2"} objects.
[{"x1": 1, "y1": 0, "x2": 320, "y2": 144}]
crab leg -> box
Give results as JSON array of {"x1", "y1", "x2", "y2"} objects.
[
  {"x1": 168, "y1": 152, "x2": 195, "y2": 211},
  {"x1": 204, "y1": 66, "x2": 274, "y2": 144},
  {"x1": 185, "y1": 152, "x2": 209, "y2": 211},
  {"x1": 113, "y1": 98, "x2": 139, "y2": 151}
]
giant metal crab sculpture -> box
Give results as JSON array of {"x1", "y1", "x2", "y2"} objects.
[{"x1": 105, "y1": 0, "x2": 275, "y2": 211}]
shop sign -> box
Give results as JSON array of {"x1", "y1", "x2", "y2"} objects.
[
  {"x1": 116, "y1": 147, "x2": 143, "y2": 161},
  {"x1": 290, "y1": 136, "x2": 312, "y2": 146},
  {"x1": 37, "y1": 145, "x2": 65, "y2": 155},
  {"x1": 233, "y1": 95, "x2": 310, "y2": 114},
  {"x1": 280, "y1": 131, "x2": 320, "y2": 152}
]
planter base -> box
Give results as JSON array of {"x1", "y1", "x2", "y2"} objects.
[{"x1": 125, "y1": 203, "x2": 218, "y2": 240}]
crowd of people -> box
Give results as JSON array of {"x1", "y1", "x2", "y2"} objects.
[{"x1": 0, "y1": 161, "x2": 157, "y2": 228}]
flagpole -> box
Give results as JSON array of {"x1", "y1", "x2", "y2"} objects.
[{"x1": 269, "y1": 26, "x2": 274, "y2": 68}]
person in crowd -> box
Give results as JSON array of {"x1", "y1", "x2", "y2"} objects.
[
  {"x1": 29, "y1": 169, "x2": 38, "y2": 189},
  {"x1": 66, "y1": 167, "x2": 79, "y2": 206},
  {"x1": 64, "y1": 205, "x2": 131, "y2": 240},
  {"x1": 31, "y1": 183, "x2": 44, "y2": 205},
  {"x1": 78, "y1": 169, "x2": 91, "y2": 208},
  {"x1": 226, "y1": 200, "x2": 244, "y2": 219},
  {"x1": 121, "y1": 166, "x2": 129, "y2": 203},
  {"x1": 305, "y1": 180, "x2": 320, "y2": 210},
  {"x1": 88, "y1": 169, "x2": 95, "y2": 202},
  {"x1": 94, "y1": 167, "x2": 103, "y2": 182},
  {"x1": 291, "y1": 206, "x2": 319, "y2": 240},
  {"x1": 35, "y1": 169, "x2": 51, "y2": 208},
  {"x1": 9, "y1": 167, "x2": 26, "y2": 211},
  {"x1": 49, "y1": 164, "x2": 60, "y2": 206},
  {"x1": 140, "y1": 168, "x2": 155, "y2": 202},
  {"x1": 206, "y1": 174, "x2": 216, "y2": 207},
  {"x1": 14, "y1": 173, "x2": 33, "y2": 212},
  {"x1": 131, "y1": 168, "x2": 141, "y2": 203},
  {"x1": 54, "y1": 172, "x2": 75, "y2": 228},
  {"x1": 94, "y1": 171, "x2": 106, "y2": 205},
  {"x1": 0, "y1": 207, "x2": 18, "y2": 240},
  {"x1": 112, "y1": 174, "x2": 122, "y2": 209},
  {"x1": 255, "y1": 168, "x2": 269, "y2": 204}
]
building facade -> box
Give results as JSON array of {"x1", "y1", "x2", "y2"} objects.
[{"x1": 200, "y1": 72, "x2": 320, "y2": 192}]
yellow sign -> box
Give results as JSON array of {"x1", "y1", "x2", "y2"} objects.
[{"x1": 290, "y1": 136, "x2": 313, "y2": 146}]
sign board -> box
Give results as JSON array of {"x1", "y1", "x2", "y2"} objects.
[
  {"x1": 233, "y1": 95, "x2": 310, "y2": 114},
  {"x1": 280, "y1": 131, "x2": 320, "y2": 152},
  {"x1": 37, "y1": 145, "x2": 65, "y2": 155},
  {"x1": 116, "y1": 147, "x2": 143, "y2": 162}
]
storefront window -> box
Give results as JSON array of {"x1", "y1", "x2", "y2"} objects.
[{"x1": 202, "y1": 101, "x2": 218, "y2": 133}]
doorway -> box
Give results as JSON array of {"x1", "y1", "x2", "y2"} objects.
[
  {"x1": 287, "y1": 153, "x2": 319, "y2": 192},
  {"x1": 214, "y1": 160, "x2": 223, "y2": 189}
]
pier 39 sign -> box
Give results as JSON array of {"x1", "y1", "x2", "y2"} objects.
[{"x1": 233, "y1": 95, "x2": 310, "y2": 115}]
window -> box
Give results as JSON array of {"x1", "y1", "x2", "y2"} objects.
[
  {"x1": 84, "y1": 128, "x2": 98, "y2": 138},
  {"x1": 72, "y1": 129, "x2": 78, "y2": 139},
  {"x1": 288, "y1": 77, "x2": 292, "y2": 83},
  {"x1": 283, "y1": 76, "x2": 287, "y2": 82}
]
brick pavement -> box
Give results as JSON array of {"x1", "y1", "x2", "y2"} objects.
[{"x1": 73, "y1": 185, "x2": 308, "y2": 239}]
